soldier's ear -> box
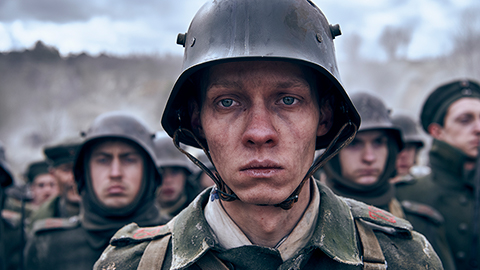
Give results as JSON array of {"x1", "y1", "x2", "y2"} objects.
[
  {"x1": 317, "y1": 103, "x2": 333, "y2": 137},
  {"x1": 189, "y1": 100, "x2": 205, "y2": 139},
  {"x1": 428, "y1": 123, "x2": 443, "y2": 139}
]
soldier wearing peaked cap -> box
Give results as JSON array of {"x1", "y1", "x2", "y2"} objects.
[
  {"x1": 397, "y1": 79, "x2": 480, "y2": 269},
  {"x1": 28, "y1": 138, "x2": 82, "y2": 230},
  {"x1": 323, "y1": 92, "x2": 455, "y2": 270},
  {"x1": 25, "y1": 160, "x2": 59, "y2": 208},
  {"x1": 94, "y1": 1, "x2": 442, "y2": 269},
  {"x1": 24, "y1": 112, "x2": 167, "y2": 270}
]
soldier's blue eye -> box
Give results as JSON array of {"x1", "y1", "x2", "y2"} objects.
[
  {"x1": 220, "y1": 99, "x2": 233, "y2": 107},
  {"x1": 282, "y1": 96, "x2": 295, "y2": 105}
]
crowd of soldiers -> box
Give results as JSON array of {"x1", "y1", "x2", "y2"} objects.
[
  {"x1": 1, "y1": 0, "x2": 479, "y2": 269},
  {"x1": 0, "y1": 112, "x2": 208, "y2": 269}
]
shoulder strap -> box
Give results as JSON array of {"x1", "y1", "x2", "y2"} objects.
[
  {"x1": 355, "y1": 219, "x2": 387, "y2": 270},
  {"x1": 137, "y1": 234, "x2": 171, "y2": 270},
  {"x1": 388, "y1": 198, "x2": 406, "y2": 219},
  {"x1": 136, "y1": 235, "x2": 229, "y2": 270}
]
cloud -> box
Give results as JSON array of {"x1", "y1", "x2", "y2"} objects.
[{"x1": 0, "y1": 0, "x2": 478, "y2": 59}]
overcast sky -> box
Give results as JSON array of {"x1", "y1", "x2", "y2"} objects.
[{"x1": 0, "y1": 0, "x2": 478, "y2": 61}]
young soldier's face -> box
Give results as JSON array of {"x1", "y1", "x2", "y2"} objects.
[
  {"x1": 433, "y1": 97, "x2": 480, "y2": 158},
  {"x1": 89, "y1": 140, "x2": 144, "y2": 209},
  {"x1": 31, "y1": 173, "x2": 59, "y2": 205},
  {"x1": 338, "y1": 130, "x2": 388, "y2": 185},
  {"x1": 395, "y1": 143, "x2": 418, "y2": 176},
  {"x1": 157, "y1": 167, "x2": 187, "y2": 207},
  {"x1": 195, "y1": 61, "x2": 331, "y2": 205}
]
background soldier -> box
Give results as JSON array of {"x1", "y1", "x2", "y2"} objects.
[
  {"x1": 25, "y1": 111, "x2": 166, "y2": 270},
  {"x1": 29, "y1": 138, "x2": 82, "y2": 228},
  {"x1": 25, "y1": 160, "x2": 59, "y2": 209},
  {"x1": 0, "y1": 140, "x2": 22, "y2": 270},
  {"x1": 390, "y1": 114, "x2": 425, "y2": 184},
  {"x1": 397, "y1": 79, "x2": 480, "y2": 269},
  {"x1": 324, "y1": 92, "x2": 455, "y2": 269},
  {"x1": 153, "y1": 132, "x2": 199, "y2": 220},
  {"x1": 3, "y1": 160, "x2": 57, "y2": 224},
  {"x1": 95, "y1": 1, "x2": 442, "y2": 269}
]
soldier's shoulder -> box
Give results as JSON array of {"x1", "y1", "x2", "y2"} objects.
[
  {"x1": 109, "y1": 221, "x2": 173, "y2": 247},
  {"x1": 342, "y1": 197, "x2": 412, "y2": 237},
  {"x1": 343, "y1": 198, "x2": 443, "y2": 268},
  {"x1": 401, "y1": 200, "x2": 444, "y2": 225},
  {"x1": 31, "y1": 215, "x2": 80, "y2": 235},
  {"x1": 94, "y1": 221, "x2": 174, "y2": 270},
  {"x1": 392, "y1": 174, "x2": 417, "y2": 187}
]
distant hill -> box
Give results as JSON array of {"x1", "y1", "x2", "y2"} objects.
[
  {"x1": 0, "y1": 40, "x2": 479, "y2": 182},
  {"x1": 0, "y1": 41, "x2": 182, "y2": 178}
]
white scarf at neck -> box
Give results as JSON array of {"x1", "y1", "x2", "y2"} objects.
[{"x1": 204, "y1": 179, "x2": 320, "y2": 261}]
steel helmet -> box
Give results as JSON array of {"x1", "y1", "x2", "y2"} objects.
[
  {"x1": 161, "y1": 0, "x2": 360, "y2": 150},
  {"x1": 351, "y1": 92, "x2": 403, "y2": 150},
  {"x1": 392, "y1": 114, "x2": 424, "y2": 148},
  {"x1": 74, "y1": 111, "x2": 161, "y2": 191},
  {"x1": 153, "y1": 132, "x2": 197, "y2": 174}
]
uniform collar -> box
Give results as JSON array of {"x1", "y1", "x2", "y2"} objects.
[
  {"x1": 429, "y1": 139, "x2": 475, "y2": 186},
  {"x1": 170, "y1": 182, "x2": 361, "y2": 269}
]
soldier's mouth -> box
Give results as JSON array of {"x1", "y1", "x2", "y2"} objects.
[{"x1": 239, "y1": 160, "x2": 284, "y2": 178}]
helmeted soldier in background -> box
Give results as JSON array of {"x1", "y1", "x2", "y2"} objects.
[
  {"x1": 324, "y1": 92, "x2": 455, "y2": 269},
  {"x1": 28, "y1": 138, "x2": 82, "y2": 229},
  {"x1": 390, "y1": 114, "x2": 425, "y2": 184},
  {"x1": 95, "y1": 1, "x2": 442, "y2": 269},
  {"x1": 153, "y1": 132, "x2": 200, "y2": 220},
  {"x1": 396, "y1": 79, "x2": 480, "y2": 269},
  {"x1": 0, "y1": 140, "x2": 22, "y2": 270},
  {"x1": 25, "y1": 111, "x2": 166, "y2": 270}
]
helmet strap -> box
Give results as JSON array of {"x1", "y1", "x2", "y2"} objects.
[
  {"x1": 275, "y1": 121, "x2": 358, "y2": 210},
  {"x1": 172, "y1": 121, "x2": 358, "y2": 210},
  {"x1": 172, "y1": 128, "x2": 239, "y2": 201}
]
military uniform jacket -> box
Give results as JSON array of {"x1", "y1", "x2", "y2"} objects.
[
  {"x1": 28, "y1": 195, "x2": 79, "y2": 231},
  {"x1": 24, "y1": 216, "x2": 107, "y2": 270},
  {"x1": 1, "y1": 216, "x2": 23, "y2": 270},
  {"x1": 396, "y1": 139, "x2": 479, "y2": 269},
  {"x1": 94, "y1": 182, "x2": 442, "y2": 270}
]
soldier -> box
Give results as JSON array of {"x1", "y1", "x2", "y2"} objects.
[
  {"x1": 154, "y1": 132, "x2": 199, "y2": 220},
  {"x1": 29, "y1": 138, "x2": 82, "y2": 228},
  {"x1": 390, "y1": 114, "x2": 425, "y2": 184},
  {"x1": 25, "y1": 160, "x2": 59, "y2": 209},
  {"x1": 4, "y1": 160, "x2": 59, "y2": 226},
  {"x1": 0, "y1": 140, "x2": 22, "y2": 270},
  {"x1": 396, "y1": 79, "x2": 480, "y2": 269},
  {"x1": 323, "y1": 92, "x2": 455, "y2": 269},
  {"x1": 95, "y1": 1, "x2": 442, "y2": 269},
  {"x1": 24, "y1": 112, "x2": 166, "y2": 270}
]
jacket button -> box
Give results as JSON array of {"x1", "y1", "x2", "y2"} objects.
[{"x1": 456, "y1": 251, "x2": 466, "y2": 260}]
